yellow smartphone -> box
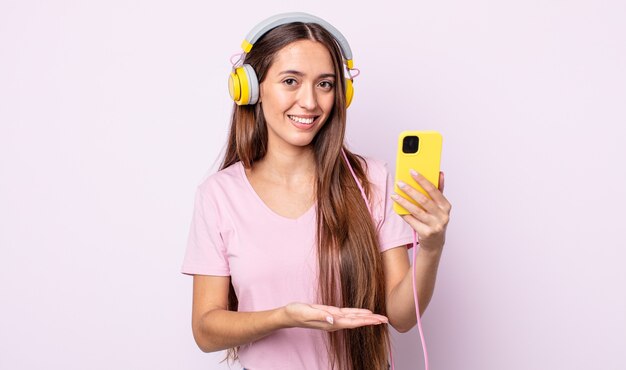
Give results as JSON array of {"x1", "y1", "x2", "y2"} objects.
[{"x1": 393, "y1": 131, "x2": 443, "y2": 215}]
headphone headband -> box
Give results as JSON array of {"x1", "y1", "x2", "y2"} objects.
[{"x1": 241, "y1": 12, "x2": 354, "y2": 69}]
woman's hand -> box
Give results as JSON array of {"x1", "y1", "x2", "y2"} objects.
[
  {"x1": 392, "y1": 170, "x2": 452, "y2": 255},
  {"x1": 282, "y1": 302, "x2": 388, "y2": 332}
]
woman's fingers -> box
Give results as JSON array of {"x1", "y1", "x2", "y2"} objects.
[
  {"x1": 391, "y1": 170, "x2": 452, "y2": 250},
  {"x1": 334, "y1": 315, "x2": 388, "y2": 328},
  {"x1": 286, "y1": 302, "x2": 389, "y2": 332},
  {"x1": 395, "y1": 181, "x2": 439, "y2": 215},
  {"x1": 310, "y1": 304, "x2": 372, "y2": 315},
  {"x1": 409, "y1": 170, "x2": 449, "y2": 208},
  {"x1": 395, "y1": 170, "x2": 452, "y2": 216},
  {"x1": 391, "y1": 192, "x2": 432, "y2": 223},
  {"x1": 306, "y1": 304, "x2": 388, "y2": 330}
]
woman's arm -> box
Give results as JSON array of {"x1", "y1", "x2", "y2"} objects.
[
  {"x1": 190, "y1": 275, "x2": 389, "y2": 352},
  {"x1": 383, "y1": 246, "x2": 442, "y2": 333},
  {"x1": 191, "y1": 275, "x2": 283, "y2": 352},
  {"x1": 384, "y1": 171, "x2": 451, "y2": 333}
]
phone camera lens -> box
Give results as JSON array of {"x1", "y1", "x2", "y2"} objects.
[{"x1": 402, "y1": 136, "x2": 420, "y2": 154}]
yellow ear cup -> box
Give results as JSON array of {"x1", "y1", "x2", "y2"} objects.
[
  {"x1": 228, "y1": 65, "x2": 258, "y2": 105},
  {"x1": 228, "y1": 70, "x2": 241, "y2": 102},
  {"x1": 345, "y1": 78, "x2": 354, "y2": 108},
  {"x1": 236, "y1": 67, "x2": 251, "y2": 105}
]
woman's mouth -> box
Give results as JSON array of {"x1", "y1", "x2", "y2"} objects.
[{"x1": 288, "y1": 115, "x2": 318, "y2": 125}]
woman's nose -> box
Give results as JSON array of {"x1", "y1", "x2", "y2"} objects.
[{"x1": 297, "y1": 84, "x2": 318, "y2": 110}]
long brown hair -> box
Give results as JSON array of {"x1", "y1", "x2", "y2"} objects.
[{"x1": 220, "y1": 22, "x2": 389, "y2": 370}]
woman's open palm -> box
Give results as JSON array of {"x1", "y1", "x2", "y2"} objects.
[{"x1": 284, "y1": 302, "x2": 388, "y2": 332}]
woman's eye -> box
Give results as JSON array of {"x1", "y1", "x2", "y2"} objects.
[
  {"x1": 283, "y1": 78, "x2": 297, "y2": 86},
  {"x1": 319, "y1": 81, "x2": 334, "y2": 89}
]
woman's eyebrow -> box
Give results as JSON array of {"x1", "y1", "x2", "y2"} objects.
[{"x1": 279, "y1": 70, "x2": 336, "y2": 79}]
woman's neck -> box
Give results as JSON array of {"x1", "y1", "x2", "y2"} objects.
[{"x1": 252, "y1": 145, "x2": 316, "y2": 185}]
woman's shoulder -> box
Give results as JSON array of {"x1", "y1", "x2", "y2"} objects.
[
  {"x1": 354, "y1": 156, "x2": 392, "y2": 222},
  {"x1": 196, "y1": 161, "x2": 245, "y2": 196}
]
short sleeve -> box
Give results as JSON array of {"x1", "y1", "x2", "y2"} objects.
[
  {"x1": 180, "y1": 186, "x2": 230, "y2": 276},
  {"x1": 371, "y1": 160, "x2": 416, "y2": 252}
]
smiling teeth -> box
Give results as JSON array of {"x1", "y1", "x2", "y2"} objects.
[{"x1": 289, "y1": 115, "x2": 315, "y2": 124}]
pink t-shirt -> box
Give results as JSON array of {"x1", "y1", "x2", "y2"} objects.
[{"x1": 181, "y1": 157, "x2": 414, "y2": 370}]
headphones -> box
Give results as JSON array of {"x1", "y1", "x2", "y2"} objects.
[{"x1": 228, "y1": 12, "x2": 357, "y2": 107}]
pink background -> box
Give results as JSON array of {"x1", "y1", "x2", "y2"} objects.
[{"x1": 1, "y1": 0, "x2": 625, "y2": 369}]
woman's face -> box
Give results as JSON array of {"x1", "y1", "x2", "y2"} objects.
[{"x1": 259, "y1": 39, "x2": 336, "y2": 152}]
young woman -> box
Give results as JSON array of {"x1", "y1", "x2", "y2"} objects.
[{"x1": 181, "y1": 13, "x2": 451, "y2": 370}]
